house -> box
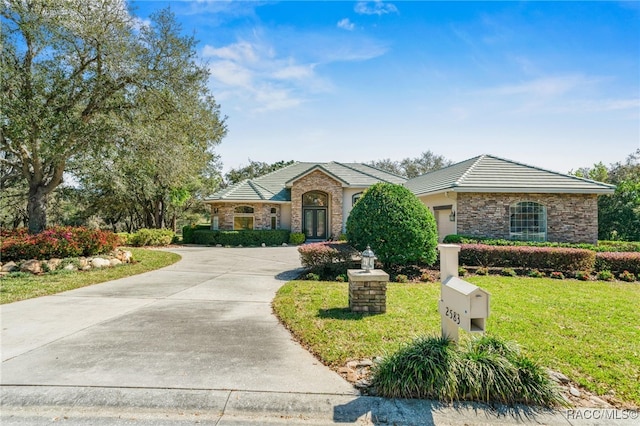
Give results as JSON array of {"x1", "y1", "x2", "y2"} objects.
[
  {"x1": 404, "y1": 155, "x2": 615, "y2": 244},
  {"x1": 205, "y1": 155, "x2": 615, "y2": 244},
  {"x1": 206, "y1": 162, "x2": 406, "y2": 240}
]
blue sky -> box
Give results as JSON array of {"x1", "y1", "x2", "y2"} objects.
[{"x1": 131, "y1": 1, "x2": 640, "y2": 175}]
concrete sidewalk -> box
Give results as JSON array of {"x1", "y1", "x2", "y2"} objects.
[{"x1": 1, "y1": 247, "x2": 636, "y2": 425}]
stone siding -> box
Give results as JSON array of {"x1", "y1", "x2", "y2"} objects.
[
  {"x1": 209, "y1": 203, "x2": 281, "y2": 230},
  {"x1": 456, "y1": 193, "x2": 598, "y2": 244},
  {"x1": 348, "y1": 270, "x2": 389, "y2": 314},
  {"x1": 290, "y1": 170, "x2": 344, "y2": 239}
]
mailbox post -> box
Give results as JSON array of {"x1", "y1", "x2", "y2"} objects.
[{"x1": 437, "y1": 244, "x2": 490, "y2": 342}]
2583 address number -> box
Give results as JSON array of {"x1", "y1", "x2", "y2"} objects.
[{"x1": 445, "y1": 306, "x2": 461, "y2": 325}]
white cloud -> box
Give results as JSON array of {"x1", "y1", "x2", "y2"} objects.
[
  {"x1": 202, "y1": 41, "x2": 259, "y2": 63},
  {"x1": 355, "y1": 1, "x2": 398, "y2": 16},
  {"x1": 337, "y1": 18, "x2": 355, "y2": 31},
  {"x1": 481, "y1": 75, "x2": 603, "y2": 98},
  {"x1": 203, "y1": 38, "x2": 319, "y2": 112}
]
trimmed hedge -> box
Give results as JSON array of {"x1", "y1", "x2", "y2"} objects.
[
  {"x1": 595, "y1": 252, "x2": 640, "y2": 275},
  {"x1": 298, "y1": 242, "x2": 358, "y2": 270},
  {"x1": 130, "y1": 228, "x2": 175, "y2": 247},
  {"x1": 459, "y1": 244, "x2": 596, "y2": 273},
  {"x1": 182, "y1": 224, "x2": 211, "y2": 244},
  {"x1": 297, "y1": 241, "x2": 359, "y2": 278},
  {"x1": 192, "y1": 229, "x2": 290, "y2": 246},
  {"x1": 443, "y1": 234, "x2": 640, "y2": 253},
  {"x1": 1, "y1": 227, "x2": 120, "y2": 261}
]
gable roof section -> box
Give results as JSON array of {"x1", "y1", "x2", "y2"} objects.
[
  {"x1": 405, "y1": 154, "x2": 616, "y2": 196},
  {"x1": 206, "y1": 161, "x2": 407, "y2": 202}
]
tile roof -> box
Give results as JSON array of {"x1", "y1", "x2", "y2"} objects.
[
  {"x1": 206, "y1": 161, "x2": 407, "y2": 202},
  {"x1": 404, "y1": 154, "x2": 616, "y2": 195}
]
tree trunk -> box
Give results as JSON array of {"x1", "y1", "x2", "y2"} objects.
[
  {"x1": 171, "y1": 214, "x2": 177, "y2": 233},
  {"x1": 27, "y1": 185, "x2": 48, "y2": 234}
]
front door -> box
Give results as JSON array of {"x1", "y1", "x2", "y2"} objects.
[{"x1": 303, "y1": 208, "x2": 327, "y2": 240}]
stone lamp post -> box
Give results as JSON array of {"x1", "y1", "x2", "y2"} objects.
[{"x1": 348, "y1": 245, "x2": 388, "y2": 314}]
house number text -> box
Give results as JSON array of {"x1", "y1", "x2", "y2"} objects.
[{"x1": 445, "y1": 306, "x2": 461, "y2": 325}]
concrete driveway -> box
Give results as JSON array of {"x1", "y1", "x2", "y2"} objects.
[
  {"x1": 1, "y1": 247, "x2": 609, "y2": 425},
  {"x1": 1, "y1": 246, "x2": 355, "y2": 394}
]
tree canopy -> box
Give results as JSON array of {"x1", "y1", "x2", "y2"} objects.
[
  {"x1": 367, "y1": 151, "x2": 452, "y2": 178},
  {"x1": 572, "y1": 150, "x2": 640, "y2": 241},
  {"x1": 224, "y1": 159, "x2": 295, "y2": 186},
  {"x1": 1, "y1": 1, "x2": 226, "y2": 232}
]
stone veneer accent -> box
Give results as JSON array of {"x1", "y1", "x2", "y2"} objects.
[
  {"x1": 209, "y1": 203, "x2": 281, "y2": 230},
  {"x1": 456, "y1": 193, "x2": 598, "y2": 244},
  {"x1": 347, "y1": 269, "x2": 389, "y2": 314},
  {"x1": 290, "y1": 170, "x2": 343, "y2": 239}
]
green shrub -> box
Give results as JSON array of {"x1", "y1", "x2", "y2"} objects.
[
  {"x1": 116, "y1": 232, "x2": 135, "y2": 245},
  {"x1": 298, "y1": 242, "x2": 357, "y2": 269},
  {"x1": 597, "y1": 270, "x2": 614, "y2": 281},
  {"x1": 305, "y1": 272, "x2": 320, "y2": 281},
  {"x1": 527, "y1": 269, "x2": 545, "y2": 278},
  {"x1": 346, "y1": 183, "x2": 438, "y2": 266},
  {"x1": 442, "y1": 234, "x2": 463, "y2": 244},
  {"x1": 501, "y1": 267, "x2": 517, "y2": 277},
  {"x1": 373, "y1": 336, "x2": 460, "y2": 401},
  {"x1": 372, "y1": 335, "x2": 562, "y2": 406},
  {"x1": 597, "y1": 240, "x2": 640, "y2": 252},
  {"x1": 442, "y1": 235, "x2": 640, "y2": 253},
  {"x1": 395, "y1": 274, "x2": 408, "y2": 283},
  {"x1": 459, "y1": 244, "x2": 595, "y2": 273},
  {"x1": 475, "y1": 267, "x2": 489, "y2": 276},
  {"x1": 181, "y1": 224, "x2": 210, "y2": 244},
  {"x1": 595, "y1": 252, "x2": 640, "y2": 275},
  {"x1": 618, "y1": 270, "x2": 636, "y2": 282},
  {"x1": 550, "y1": 272, "x2": 565, "y2": 280},
  {"x1": 574, "y1": 271, "x2": 591, "y2": 281},
  {"x1": 458, "y1": 267, "x2": 468, "y2": 277},
  {"x1": 0, "y1": 227, "x2": 119, "y2": 261},
  {"x1": 193, "y1": 229, "x2": 290, "y2": 247},
  {"x1": 131, "y1": 229, "x2": 175, "y2": 247},
  {"x1": 335, "y1": 274, "x2": 347, "y2": 282},
  {"x1": 289, "y1": 232, "x2": 306, "y2": 245},
  {"x1": 420, "y1": 271, "x2": 436, "y2": 282}
]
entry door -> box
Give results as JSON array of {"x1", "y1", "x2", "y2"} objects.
[{"x1": 303, "y1": 208, "x2": 327, "y2": 240}]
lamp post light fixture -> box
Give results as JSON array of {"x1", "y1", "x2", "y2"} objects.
[{"x1": 361, "y1": 245, "x2": 376, "y2": 272}]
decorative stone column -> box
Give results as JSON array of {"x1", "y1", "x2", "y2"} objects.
[{"x1": 347, "y1": 269, "x2": 389, "y2": 314}]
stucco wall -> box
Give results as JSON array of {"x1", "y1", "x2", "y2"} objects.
[
  {"x1": 342, "y1": 187, "x2": 367, "y2": 233},
  {"x1": 456, "y1": 193, "x2": 598, "y2": 244},
  {"x1": 290, "y1": 170, "x2": 343, "y2": 238}
]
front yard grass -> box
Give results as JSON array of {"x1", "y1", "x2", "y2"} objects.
[
  {"x1": 0, "y1": 248, "x2": 181, "y2": 304},
  {"x1": 273, "y1": 276, "x2": 640, "y2": 406}
]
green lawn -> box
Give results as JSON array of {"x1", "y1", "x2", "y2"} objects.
[
  {"x1": 0, "y1": 248, "x2": 181, "y2": 304},
  {"x1": 273, "y1": 276, "x2": 640, "y2": 406}
]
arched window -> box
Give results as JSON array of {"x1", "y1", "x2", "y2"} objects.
[
  {"x1": 352, "y1": 192, "x2": 363, "y2": 205},
  {"x1": 302, "y1": 191, "x2": 328, "y2": 207},
  {"x1": 233, "y1": 206, "x2": 254, "y2": 230},
  {"x1": 510, "y1": 201, "x2": 546, "y2": 241}
]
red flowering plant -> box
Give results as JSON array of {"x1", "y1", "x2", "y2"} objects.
[{"x1": 1, "y1": 227, "x2": 119, "y2": 262}]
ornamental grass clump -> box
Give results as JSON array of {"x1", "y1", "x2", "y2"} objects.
[
  {"x1": 373, "y1": 336, "x2": 460, "y2": 401},
  {"x1": 372, "y1": 335, "x2": 563, "y2": 407}
]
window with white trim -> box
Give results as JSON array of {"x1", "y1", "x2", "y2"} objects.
[
  {"x1": 352, "y1": 192, "x2": 363, "y2": 206},
  {"x1": 234, "y1": 206, "x2": 254, "y2": 230},
  {"x1": 510, "y1": 201, "x2": 547, "y2": 242},
  {"x1": 270, "y1": 207, "x2": 277, "y2": 230}
]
